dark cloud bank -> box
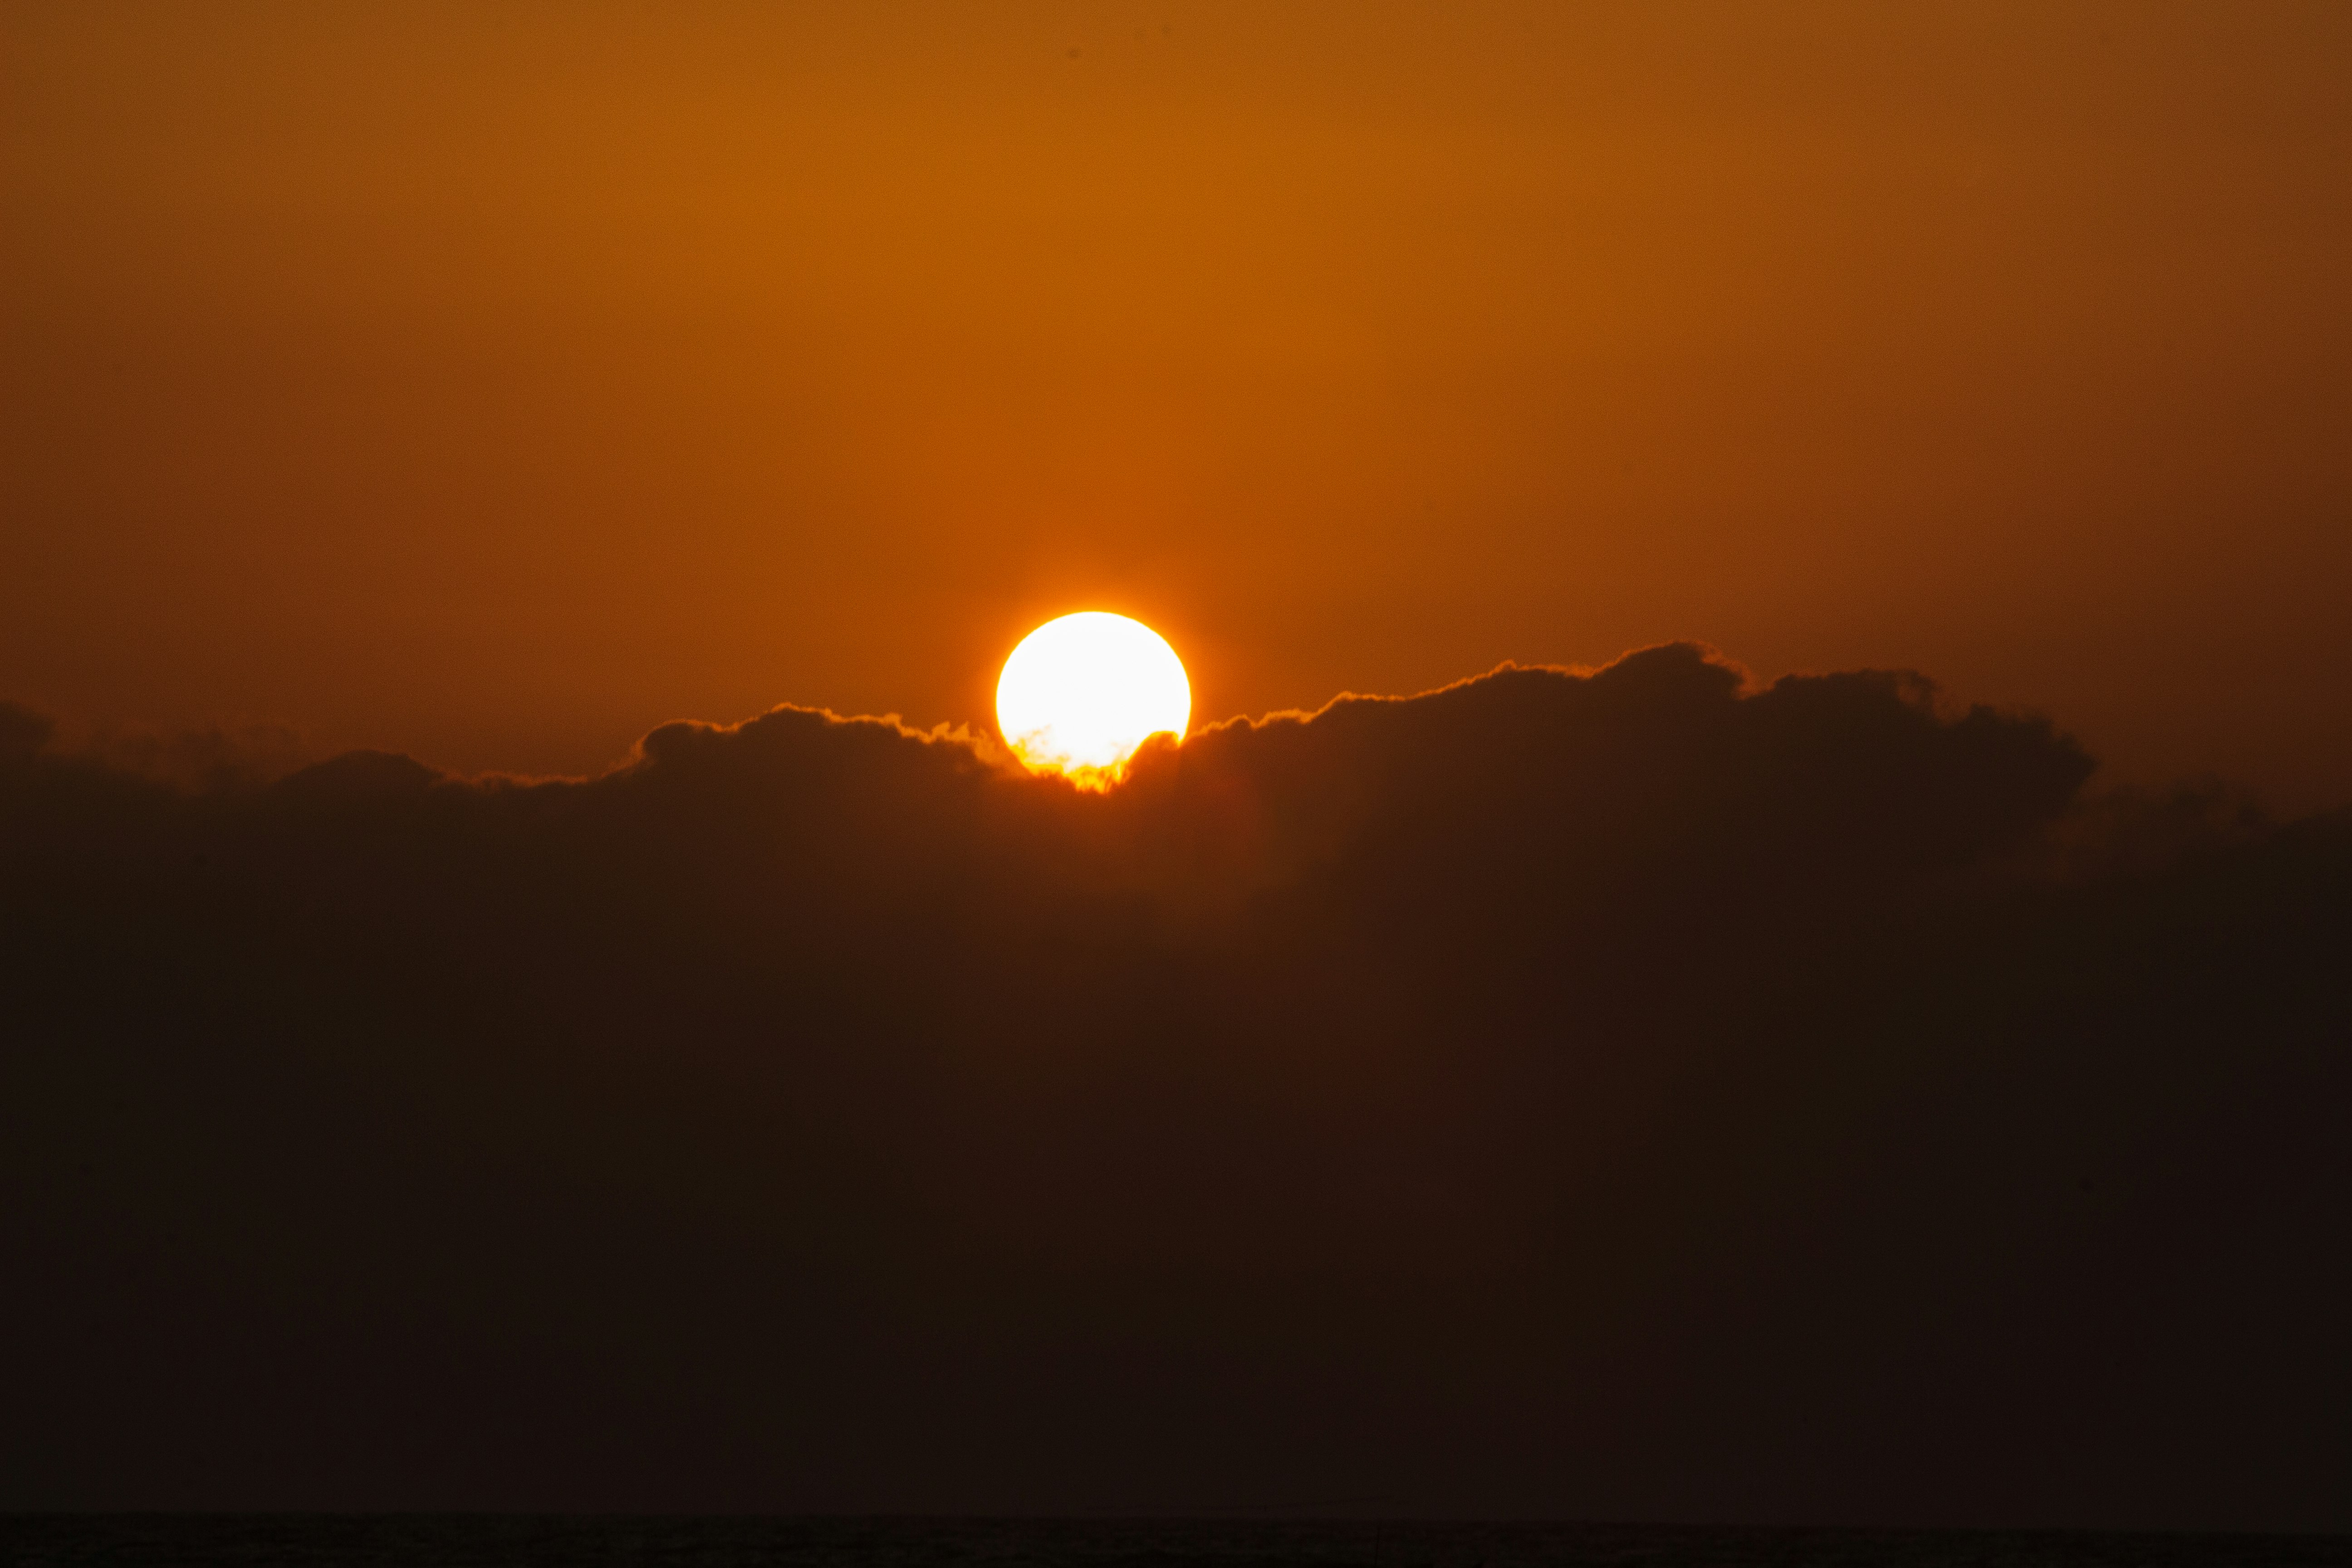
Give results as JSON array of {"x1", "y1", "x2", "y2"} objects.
[{"x1": 3, "y1": 645, "x2": 2348, "y2": 1528}]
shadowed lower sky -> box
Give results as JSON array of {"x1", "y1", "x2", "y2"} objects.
[
  {"x1": 4, "y1": 647, "x2": 2349, "y2": 1522},
  {"x1": 5, "y1": 1, "x2": 2350, "y2": 804}
]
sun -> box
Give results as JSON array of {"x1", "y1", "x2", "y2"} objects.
[{"x1": 997, "y1": 612, "x2": 1191, "y2": 788}]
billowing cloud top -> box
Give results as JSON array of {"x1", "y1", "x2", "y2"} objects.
[{"x1": 2, "y1": 645, "x2": 2346, "y2": 1525}]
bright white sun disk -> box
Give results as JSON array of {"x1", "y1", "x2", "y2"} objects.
[{"x1": 996, "y1": 612, "x2": 1190, "y2": 785}]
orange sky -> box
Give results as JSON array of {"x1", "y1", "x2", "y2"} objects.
[{"x1": 5, "y1": 2, "x2": 2348, "y2": 807}]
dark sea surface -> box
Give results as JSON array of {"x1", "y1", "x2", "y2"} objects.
[{"x1": 5, "y1": 1518, "x2": 2351, "y2": 1568}]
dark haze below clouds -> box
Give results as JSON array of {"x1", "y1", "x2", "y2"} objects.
[{"x1": 3, "y1": 645, "x2": 2349, "y2": 1527}]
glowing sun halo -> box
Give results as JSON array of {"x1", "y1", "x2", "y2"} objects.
[{"x1": 997, "y1": 612, "x2": 1191, "y2": 787}]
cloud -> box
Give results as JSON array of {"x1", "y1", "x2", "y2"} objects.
[{"x1": 2, "y1": 645, "x2": 2347, "y2": 1524}]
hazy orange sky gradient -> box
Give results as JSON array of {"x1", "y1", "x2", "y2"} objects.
[{"x1": 5, "y1": 2, "x2": 2348, "y2": 805}]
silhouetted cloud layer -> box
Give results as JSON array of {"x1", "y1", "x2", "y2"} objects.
[{"x1": 3, "y1": 646, "x2": 2347, "y2": 1525}]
